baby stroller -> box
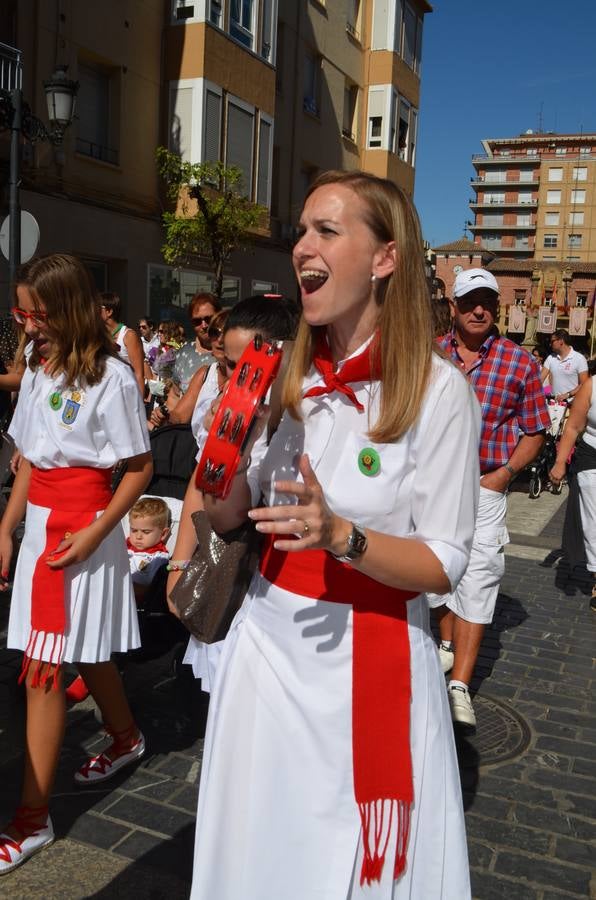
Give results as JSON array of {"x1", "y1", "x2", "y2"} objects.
[{"x1": 527, "y1": 399, "x2": 567, "y2": 499}]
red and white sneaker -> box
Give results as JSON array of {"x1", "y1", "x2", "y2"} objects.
[
  {"x1": 74, "y1": 731, "x2": 145, "y2": 785},
  {"x1": 0, "y1": 808, "x2": 54, "y2": 876}
]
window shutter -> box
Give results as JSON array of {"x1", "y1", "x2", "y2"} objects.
[
  {"x1": 169, "y1": 86, "x2": 193, "y2": 160},
  {"x1": 226, "y1": 101, "x2": 254, "y2": 196},
  {"x1": 257, "y1": 119, "x2": 272, "y2": 206},
  {"x1": 203, "y1": 89, "x2": 221, "y2": 163}
]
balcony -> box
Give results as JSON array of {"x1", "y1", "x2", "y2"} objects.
[
  {"x1": 470, "y1": 198, "x2": 538, "y2": 210},
  {"x1": 470, "y1": 222, "x2": 536, "y2": 231},
  {"x1": 470, "y1": 175, "x2": 539, "y2": 188}
]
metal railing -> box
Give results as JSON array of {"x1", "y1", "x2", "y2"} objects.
[{"x1": 0, "y1": 41, "x2": 22, "y2": 92}]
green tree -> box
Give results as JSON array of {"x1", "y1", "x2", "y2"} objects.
[{"x1": 156, "y1": 148, "x2": 265, "y2": 301}]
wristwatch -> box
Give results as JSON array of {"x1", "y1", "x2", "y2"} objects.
[{"x1": 332, "y1": 522, "x2": 368, "y2": 563}]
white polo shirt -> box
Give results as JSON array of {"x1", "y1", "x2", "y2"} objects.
[{"x1": 543, "y1": 347, "x2": 588, "y2": 396}]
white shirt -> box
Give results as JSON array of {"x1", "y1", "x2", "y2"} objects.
[
  {"x1": 142, "y1": 333, "x2": 160, "y2": 360},
  {"x1": 128, "y1": 547, "x2": 169, "y2": 585},
  {"x1": 253, "y1": 350, "x2": 481, "y2": 591},
  {"x1": 9, "y1": 356, "x2": 150, "y2": 468},
  {"x1": 544, "y1": 347, "x2": 588, "y2": 396}
]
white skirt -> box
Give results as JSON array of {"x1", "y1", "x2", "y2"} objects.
[
  {"x1": 7, "y1": 501, "x2": 140, "y2": 663},
  {"x1": 182, "y1": 635, "x2": 224, "y2": 690},
  {"x1": 190, "y1": 573, "x2": 471, "y2": 900}
]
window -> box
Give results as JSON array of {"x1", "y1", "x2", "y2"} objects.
[
  {"x1": 571, "y1": 189, "x2": 586, "y2": 204},
  {"x1": 397, "y1": 97, "x2": 410, "y2": 160},
  {"x1": 484, "y1": 191, "x2": 505, "y2": 205},
  {"x1": 76, "y1": 63, "x2": 118, "y2": 165},
  {"x1": 483, "y1": 214, "x2": 503, "y2": 226},
  {"x1": 303, "y1": 53, "x2": 320, "y2": 116},
  {"x1": 368, "y1": 116, "x2": 382, "y2": 148},
  {"x1": 568, "y1": 234, "x2": 582, "y2": 248},
  {"x1": 409, "y1": 109, "x2": 417, "y2": 165},
  {"x1": 580, "y1": 147, "x2": 590, "y2": 157},
  {"x1": 252, "y1": 279, "x2": 278, "y2": 294},
  {"x1": 545, "y1": 212, "x2": 559, "y2": 226},
  {"x1": 573, "y1": 167, "x2": 587, "y2": 181},
  {"x1": 148, "y1": 264, "x2": 240, "y2": 321},
  {"x1": 485, "y1": 170, "x2": 506, "y2": 183},
  {"x1": 226, "y1": 98, "x2": 255, "y2": 197},
  {"x1": 514, "y1": 291, "x2": 526, "y2": 306},
  {"x1": 517, "y1": 214, "x2": 531, "y2": 226},
  {"x1": 209, "y1": 0, "x2": 222, "y2": 26},
  {"x1": 256, "y1": 115, "x2": 273, "y2": 206},
  {"x1": 346, "y1": 0, "x2": 361, "y2": 40},
  {"x1": 83, "y1": 259, "x2": 108, "y2": 292},
  {"x1": 570, "y1": 212, "x2": 584, "y2": 226},
  {"x1": 402, "y1": 3, "x2": 423, "y2": 72},
  {"x1": 548, "y1": 167, "x2": 563, "y2": 182},
  {"x1": 576, "y1": 293, "x2": 588, "y2": 308},
  {"x1": 555, "y1": 147, "x2": 567, "y2": 155},
  {"x1": 546, "y1": 190, "x2": 561, "y2": 204},
  {"x1": 544, "y1": 234, "x2": 558, "y2": 248},
  {"x1": 518, "y1": 191, "x2": 533, "y2": 204},
  {"x1": 260, "y1": 0, "x2": 275, "y2": 61},
  {"x1": 526, "y1": 148, "x2": 539, "y2": 156},
  {"x1": 342, "y1": 82, "x2": 358, "y2": 141},
  {"x1": 203, "y1": 87, "x2": 222, "y2": 164},
  {"x1": 230, "y1": 0, "x2": 255, "y2": 49},
  {"x1": 519, "y1": 169, "x2": 535, "y2": 183}
]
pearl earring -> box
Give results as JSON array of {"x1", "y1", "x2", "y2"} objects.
[{"x1": 371, "y1": 274, "x2": 377, "y2": 283}]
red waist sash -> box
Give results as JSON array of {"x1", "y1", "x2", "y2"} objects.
[
  {"x1": 260, "y1": 535, "x2": 417, "y2": 886},
  {"x1": 20, "y1": 466, "x2": 113, "y2": 690}
]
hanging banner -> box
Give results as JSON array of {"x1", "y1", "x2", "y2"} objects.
[
  {"x1": 508, "y1": 306, "x2": 526, "y2": 334},
  {"x1": 537, "y1": 305, "x2": 557, "y2": 333},
  {"x1": 569, "y1": 307, "x2": 588, "y2": 336}
]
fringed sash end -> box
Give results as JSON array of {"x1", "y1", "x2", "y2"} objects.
[{"x1": 358, "y1": 799, "x2": 411, "y2": 886}]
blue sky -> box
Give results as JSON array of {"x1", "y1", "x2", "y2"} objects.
[{"x1": 413, "y1": 0, "x2": 596, "y2": 248}]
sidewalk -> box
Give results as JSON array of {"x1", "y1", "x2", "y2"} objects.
[{"x1": 1, "y1": 483, "x2": 595, "y2": 899}]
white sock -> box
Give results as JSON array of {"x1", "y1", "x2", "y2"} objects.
[{"x1": 449, "y1": 679, "x2": 468, "y2": 692}]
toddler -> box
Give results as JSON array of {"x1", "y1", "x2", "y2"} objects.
[{"x1": 127, "y1": 497, "x2": 171, "y2": 596}]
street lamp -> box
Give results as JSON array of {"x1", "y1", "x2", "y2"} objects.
[{"x1": 0, "y1": 43, "x2": 78, "y2": 297}]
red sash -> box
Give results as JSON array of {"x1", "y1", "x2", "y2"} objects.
[
  {"x1": 20, "y1": 467, "x2": 113, "y2": 690},
  {"x1": 126, "y1": 538, "x2": 169, "y2": 555},
  {"x1": 260, "y1": 535, "x2": 416, "y2": 885}
]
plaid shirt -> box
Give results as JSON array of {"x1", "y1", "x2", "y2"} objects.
[{"x1": 438, "y1": 332, "x2": 551, "y2": 474}]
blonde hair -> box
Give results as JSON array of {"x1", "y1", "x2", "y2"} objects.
[
  {"x1": 17, "y1": 253, "x2": 119, "y2": 387},
  {"x1": 282, "y1": 170, "x2": 433, "y2": 442},
  {"x1": 129, "y1": 497, "x2": 171, "y2": 529}
]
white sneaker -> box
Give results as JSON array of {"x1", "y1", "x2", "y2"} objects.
[
  {"x1": 0, "y1": 816, "x2": 54, "y2": 875},
  {"x1": 448, "y1": 685, "x2": 476, "y2": 728},
  {"x1": 438, "y1": 645, "x2": 455, "y2": 674}
]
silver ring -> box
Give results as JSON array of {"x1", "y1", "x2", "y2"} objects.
[{"x1": 303, "y1": 521, "x2": 310, "y2": 535}]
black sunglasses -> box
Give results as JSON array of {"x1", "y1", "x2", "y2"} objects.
[
  {"x1": 192, "y1": 316, "x2": 212, "y2": 327},
  {"x1": 208, "y1": 326, "x2": 223, "y2": 339}
]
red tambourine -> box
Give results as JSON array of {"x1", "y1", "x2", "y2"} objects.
[{"x1": 196, "y1": 335, "x2": 283, "y2": 498}]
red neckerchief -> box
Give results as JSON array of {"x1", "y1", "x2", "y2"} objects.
[
  {"x1": 20, "y1": 467, "x2": 113, "y2": 691},
  {"x1": 260, "y1": 537, "x2": 415, "y2": 885},
  {"x1": 126, "y1": 538, "x2": 169, "y2": 555},
  {"x1": 303, "y1": 329, "x2": 381, "y2": 412}
]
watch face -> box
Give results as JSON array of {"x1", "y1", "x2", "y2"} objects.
[{"x1": 453, "y1": 265, "x2": 464, "y2": 275}]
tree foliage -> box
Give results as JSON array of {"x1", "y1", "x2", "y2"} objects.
[{"x1": 156, "y1": 148, "x2": 265, "y2": 300}]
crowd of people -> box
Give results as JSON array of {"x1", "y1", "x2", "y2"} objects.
[{"x1": 0, "y1": 169, "x2": 593, "y2": 896}]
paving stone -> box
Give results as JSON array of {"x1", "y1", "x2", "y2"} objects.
[
  {"x1": 511, "y1": 804, "x2": 595, "y2": 841},
  {"x1": 65, "y1": 811, "x2": 132, "y2": 850},
  {"x1": 114, "y1": 823, "x2": 195, "y2": 880},
  {"x1": 104, "y1": 793, "x2": 195, "y2": 837},
  {"x1": 465, "y1": 814, "x2": 551, "y2": 855},
  {"x1": 467, "y1": 839, "x2": 494, "y2": 870},
  {"x1": 534, "y1": 734, "x2": 595, "y2": 760},
  {"x1": 494, "y1": 851, "x2": 592, "y2": 895},
  {"x1": 552, "y1": 835, "x2": 596, "y2": 867}
]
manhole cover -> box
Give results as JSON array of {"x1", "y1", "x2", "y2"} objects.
[{"x1": 455, "y1": 694, "x2": 531, "y2": 768}]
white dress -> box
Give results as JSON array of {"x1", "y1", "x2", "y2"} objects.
[
  {"x1": 190, "y1": 351, "x2": 480, "y2": 900},
  {"x1": 114, "y1": 325, "x2": 131, "y2": 364},
  {"x1": 7, "y1": 357, "x2": 151, "y2": 663}
]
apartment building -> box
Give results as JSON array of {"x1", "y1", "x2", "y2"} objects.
[
  {"x1": 469, "y1": 131, "x2": 596, "y2": 263},
  {"x1": 0, "y1": 0, "x2": 431, "y2": 320}
]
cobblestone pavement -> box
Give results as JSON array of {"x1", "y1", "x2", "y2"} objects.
[{"x1": 1, "y1": 481, "x2": 595, "y2": 899}]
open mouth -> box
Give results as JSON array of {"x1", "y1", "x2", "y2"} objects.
[{"x1": 300, "y1": 269, "x2": 329, "y2": 294}]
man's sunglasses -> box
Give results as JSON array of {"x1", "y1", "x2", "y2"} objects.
[
  {"x1": 11, "y1": 307, "x2": 48, "y2": 327},
  {"x1": 208, "y1": 326, "x2": 223, "y2": 340},
  {"x1": 192, "y1": 316, "x2": 212, "y2": 327}
]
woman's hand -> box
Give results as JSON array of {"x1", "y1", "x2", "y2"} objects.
[
  {"x1": 549, "y1": 461, "x2": 566, "y2": 486},
  {"x1": 166, "y1": 569, "x2": 184, "y2": 618},
  {"x1": 150, "y1": 405, "x2": 167, "y2": 429},
  {"x1": 0, "y1": 531, "x2": 13, "y2": 590},
  {"x1": 248, "y1": 454, "x2": 349, "y2": 555},
  {"x1": 45, "y1": 524, "x2": 103, "y2": 570}
]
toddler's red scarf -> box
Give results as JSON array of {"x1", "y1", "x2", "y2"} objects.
[
  {"x1": 302, "y1": 328, "x2": 381, "y2": 412},
  {"x1": 126, "y1": 538, "x2": 169, "y2": 554},
  {"x1": 260, "y1": 540, "x2": 415, "y2": 885},
  {"x1": 19, "y1": 467, "x2": 113, "y2": 690}
]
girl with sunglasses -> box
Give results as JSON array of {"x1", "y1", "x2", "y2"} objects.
[{"x1": 0, "y1": 254, "x2": 152, "y2": 875}]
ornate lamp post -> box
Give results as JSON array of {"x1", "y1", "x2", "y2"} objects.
[{"x1": 0, "y1": 42, "x2": 78, "y2": 296}]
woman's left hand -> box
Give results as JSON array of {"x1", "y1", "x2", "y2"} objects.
[
  {"x1": 45, "y1": 525, "x2": 102, "y2": 569},
  {"x1": 248, "y1": 454, "x2": 348, "y2": 554},
  {"x1": 549, "y1": 461, "x2": 566, "y2": 486}
]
